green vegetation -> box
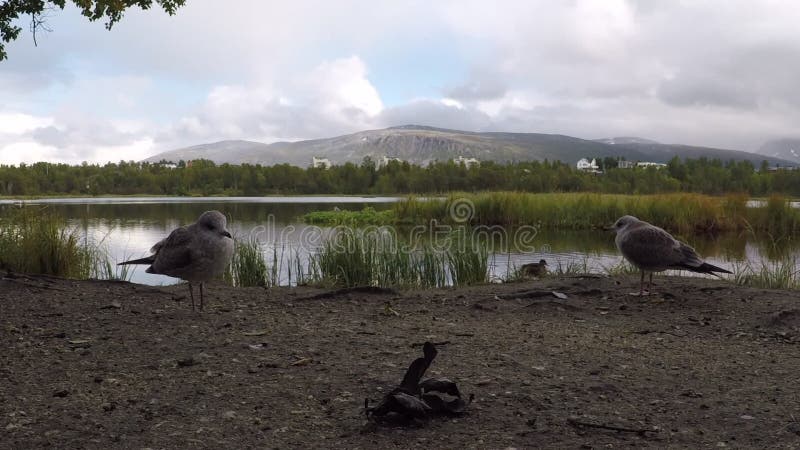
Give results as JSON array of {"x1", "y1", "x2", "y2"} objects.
[
  {"x1": 390, "y1": 192, "x2": 800, "y2": 235},
  {"x1": 3, "y1": 156, "x2": 800, "y2": 197},
  {"x1": 732, "y1": 257, "x2": 799, "y2": 290},
  {"x1": 225, "y1": 238, "x2": 270, "y2": 287},
  {"x1": 0, "y1": 207, "x2": 127, "y2": 279},
  {"x1": 310, "y1": 228, "x2": 487, "y2": 288},
  {"x1": 224, "y1": 240, "x2": 320, "y2": 288},
  {"x1": 303, "y1": 207, "x2": 394, "y2": 226}
]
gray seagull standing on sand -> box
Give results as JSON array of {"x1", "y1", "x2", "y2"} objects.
[
  {"x1": 611, "y1": 215, "x2": 731, "y2": 295},
  {"x1": 119, "y1": 210, "x2": 234, "y2": 310}
]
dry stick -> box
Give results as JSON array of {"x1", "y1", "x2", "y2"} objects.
[
  {"x1": 298, "y1": 286, "x2": 399, "y2": 300},
  {"x1": 567, "y1": 417, "x2": 657, "y2": 434},
  {"x1": 630, "y1": 329, "x2": 687, "y2": 337}
]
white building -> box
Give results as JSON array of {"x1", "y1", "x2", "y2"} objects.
[
  {"x1": 636, "y1": 161, "x2": 667, "y2": 169},
  {"x1": 379, "y1": 155, "x2": 403, "y2": 167},
  {"x1": 454, "y1": 155, "x2": 480, "y2": 168},
  {"x1": 312, "y1": 156, "x2": 332, "y2": 169},
  {"x1": 576, "y1": 158, "x2": 600, "y2": 172},
  {"x1": 617, "y1": 159, "x2": 636, "y2": 169}
]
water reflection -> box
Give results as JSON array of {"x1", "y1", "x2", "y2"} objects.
[{"x1": 1, "y1": 197, "x2": 797, "y2": 286}]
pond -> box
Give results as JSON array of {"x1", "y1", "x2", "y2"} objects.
[{"x1": 0, "y1": 197, "x2": 794, "y2": 285}]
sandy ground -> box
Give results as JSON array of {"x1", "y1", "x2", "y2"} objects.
[{"x1": 1, "y1": 272, "x2": 800, "y2": 449}]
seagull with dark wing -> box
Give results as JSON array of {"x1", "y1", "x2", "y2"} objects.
[
  {"x1": 610, "y1": 215, "x2": 731, "y2": 295},
  {"x1": 119, "y1": 210, "x2": 234, "y2": 310}
]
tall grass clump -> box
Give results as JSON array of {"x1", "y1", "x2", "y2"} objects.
[
  {"x1": 311, "y1": 227, "x2": 488, "y2": 288},
  {"x1": 550, "y1": 257, "x2": 590, "y2": 275},
  {"x1": 0, "y1": 207, "x2": 93, "y2": 278},
  {"x1": 445, "y1": 228, "x2": 489, "y2": 286},
  {"x1": 748, "y1": 195, "x2": 800, "y2": 236},
  {"x1": 225, "y1": 238, "x2": 269, "y2": 287},
  {"x1": 86, "y1": 247, "x2": 134, "y2": 281},
  {"x1": 732, "y1": 257, "x2": 799, "y2": 290}
]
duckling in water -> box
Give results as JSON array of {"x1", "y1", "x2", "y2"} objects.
[{"x1": 520, "y1": 259, "x2": 548, "y2": 278}]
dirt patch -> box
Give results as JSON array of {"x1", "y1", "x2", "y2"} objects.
[{"x1": 1, "y1": 273, "x2": 800, "y2": 448}]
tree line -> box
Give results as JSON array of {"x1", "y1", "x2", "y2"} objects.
[{"x1": 0, "y1": 156, "x2": 798, "y2": 197}]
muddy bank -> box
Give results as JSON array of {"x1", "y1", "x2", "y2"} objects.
[{"x1": 1, "y1": 273, "x2": 799, "y2": 449}]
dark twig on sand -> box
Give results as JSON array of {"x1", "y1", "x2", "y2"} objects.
[
  {"x1": 630, "y1": 329, "x2": 687, "y2": 337},
  {"x1": 567, "y1": 417, "x2": 658, "y2": 435},
  {"x1": 299, "y1": 286, "x2": 399, "y2": 300}
]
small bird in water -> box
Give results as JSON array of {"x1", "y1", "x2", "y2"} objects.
[
  {"x1": 118, "y1": 210, "x2": 234, "y2": 310},
  {"x1": 610, "y1": 215, "x2": 731, "y2": 295},
  {"x1": 520, "y1": 259, "x2": 548, "y2": 278}
]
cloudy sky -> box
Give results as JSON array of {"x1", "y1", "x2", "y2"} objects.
[{"x1": 1, "y1": 0, "x2": 799, "y2": 164}]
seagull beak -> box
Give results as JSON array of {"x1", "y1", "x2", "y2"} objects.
[
  {"x1": 602, "y1": 224, "x2": 615, "y2": 232},
  {"x1": 222, "y1": 231, "x2": 233, "y2": 239}
]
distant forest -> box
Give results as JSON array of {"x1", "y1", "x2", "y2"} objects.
[{"x1": 0, "y1": 156, "x2": 798, "y2": 197}]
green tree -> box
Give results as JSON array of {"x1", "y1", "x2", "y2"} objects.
[{"x1": 0, "y1": 0, "x2": 186, "y2": 60}]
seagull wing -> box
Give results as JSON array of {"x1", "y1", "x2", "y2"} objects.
[
  {"x1": 618, "y1": 225, "x2": 686, "y2": 270},
  {"x1": 148, "y1": 226, "x2": 195, "y2": 275}
]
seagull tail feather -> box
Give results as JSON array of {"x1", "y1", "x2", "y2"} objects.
[{"x1": 680, "y1": 262, "x2": 732, "y2": 276}]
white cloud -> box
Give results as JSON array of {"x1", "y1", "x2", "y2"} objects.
[
  {"x1": 0, "y1": 112, "x2": 55, "y2": 134},
  {"x1": 157, "y1": 55, "x2": 384, "y2": 147},
  {"x1": 2, "y1": 0, "x2": 800, "y2": 163}
]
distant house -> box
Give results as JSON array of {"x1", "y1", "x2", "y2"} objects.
[
  {"x1": 454, "y1": 155, "x2": 480, "y2": 168},
  {"x1": 615, "y1": 160, "x2": 666, "y2": 169},
  {"x1": 312, "y1": 156, "x2": 332, "y2": 169},
  {"x1": 617, "y1": 159, "x2": 636, "y2": 169},
  {"x1": 576, "y1": 158, "x2": 600, "y2": 172},
  {"x1": 636, "y1": 161, "x2": 667, "y2": 169},
  {"x1": 379, "y1": 155, "x2": 403, "y2": 167},
  {"x1": 158, "y1": 162, "x2": 178, "y2": 169}
]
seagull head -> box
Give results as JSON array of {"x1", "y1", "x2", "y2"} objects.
[
  {"x1": 198, "y1": 210, "x2": 233, "y2": 239},
  {"x1": 609, "y1": 215, "x2": 640, "y2": 234}
]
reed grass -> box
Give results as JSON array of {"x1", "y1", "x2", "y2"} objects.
[
  {"x1": 0, "y1": 207, "x2": 92, "y2": 278},
  {"x1": 550, "y1": 257, "x2": 591, "y2": 276},
  {"x1": 310, "y1": 227, "x2": 487, "y2": 288},
  {"x1": 0, "y1": 207, "x2": 134, "y2": 281},
  {"x1": 391, "y1": 192, "x2": 800, "y2": 235},
  {"x1": 225, "y1": 237, "x2": 269, "y2": 287},
  {"x1": 731, "y1": 257, "x2": 799, "y2": 290}
]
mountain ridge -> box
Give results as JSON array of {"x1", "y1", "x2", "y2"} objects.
[{"x1": 144, "y1": 125, "x2": 795, "y2": 167}]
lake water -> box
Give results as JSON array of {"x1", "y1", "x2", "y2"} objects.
[{"x1": 0, "y1": 197, "x2": 794, "y2": 285}]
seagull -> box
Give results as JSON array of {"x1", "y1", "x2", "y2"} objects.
[
  {"x1": 520, "y1": 259, "x2": 548, "y2": 277},
  {"x1": 610, "y1": 215, "x2": 731, "y2": 295},
  {"x1": 119, "y1": 210, "x2": 234, "y2": 310}
]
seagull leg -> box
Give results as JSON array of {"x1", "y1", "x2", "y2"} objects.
[
  {"x1": 648, "y1": 272, "x2": 654, "y2": 292},
  {"x1": 631, "y1": 269, "x2": 649, "y2": 296},
  {"x1": 188, "y1": 282, "x2": 195, "y2": 310},
  {"x1": 640, "y1": 270, "x2": 646, "y2": 295},
  {"x1": 199, "y1": 282, "x2": 205, "y2": 311}
]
